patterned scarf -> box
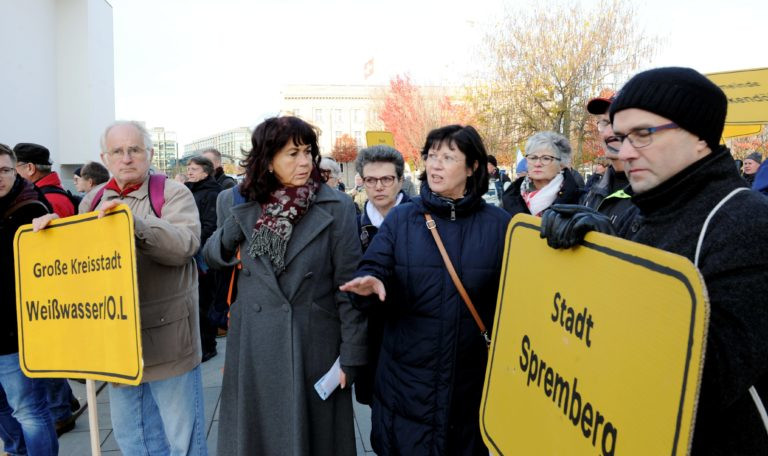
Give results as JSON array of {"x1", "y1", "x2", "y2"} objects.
[{"x1": 248, "y1": 166, "x2": 321, "y2": 273}]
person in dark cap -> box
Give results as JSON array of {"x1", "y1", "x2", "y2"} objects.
[
  {"x1": 12, "y1": 142, "x2": 79, "y2": 435},
  {"x1": 541, "y1": 66, "x2": 768, "y2": 454},
  {"x1": 580, "y1": 93, "x2": 634, "y2": 225},
  {"x1": 13, "y1": 143, "x2": 76, "y2": 218},
  {"x1": 742, "y1": 151, "x2": 763, "y2": 186}
]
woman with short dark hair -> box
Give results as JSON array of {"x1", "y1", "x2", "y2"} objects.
[
  {"x1": 342, "y1": 124, "x2": 511, "y2": 455},
  {"x1": 202, "y1": 116, "x2": 364, "y2": 456}
]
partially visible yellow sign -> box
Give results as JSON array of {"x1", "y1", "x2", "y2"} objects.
[
  {"x1": 14, "y1": 206, "x2": 142, "y2": 385},
  {"x1": 722, "y1": 124, "x2": 763, "y2": 140},
  {"x1": 707, "y1": 68, "x2": 768, "y2": 124},
  {"x1": 481, "y1": 214, "x2": 708, "y2": 456},
  {"x1": 366, "y1": 131, "x2": 395, "y2": 147}
]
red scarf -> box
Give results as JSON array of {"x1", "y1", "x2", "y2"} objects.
[{"x1": 105, "y1": 177, "x2": 143, "y2": 197}]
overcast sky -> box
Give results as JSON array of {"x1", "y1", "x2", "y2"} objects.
[{"x1": 110, "y1": 0, "x2": 767, "y2": 149}]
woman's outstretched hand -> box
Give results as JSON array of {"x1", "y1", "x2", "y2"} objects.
[{"x1": 340, "y1": 275, "x2": 386, "y2": 301}]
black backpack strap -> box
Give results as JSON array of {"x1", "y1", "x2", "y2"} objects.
[{"x1": 3, "y1": 199, "x2": 50, "y2": 219}]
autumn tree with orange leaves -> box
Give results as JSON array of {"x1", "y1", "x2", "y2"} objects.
[
  {"x1": 331, "y1": 134, "x2": 359, "y2": 163},
  {"x1": 376, "y1": 75, "x2": 473, "y2": 165}
]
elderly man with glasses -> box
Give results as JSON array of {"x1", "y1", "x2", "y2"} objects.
[
  {"x1": 32, "y1": 121, "x2": 208, "y2": 455},
  {"x1": 542, "y1": 67, "x2": 768, "y2": 454}
]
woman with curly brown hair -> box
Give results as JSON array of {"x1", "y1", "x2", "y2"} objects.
[{"x1": 203, "y1": 116, "x2": 365, "y2": 456}]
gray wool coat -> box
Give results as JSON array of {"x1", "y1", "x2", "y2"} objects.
[{"x1": 202, "y1": 184, "x2": 366, "y2": 456}]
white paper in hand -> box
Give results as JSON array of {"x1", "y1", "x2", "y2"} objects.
[{"x1": 314, "y1": 356, "x2": 341, "y2": 400}]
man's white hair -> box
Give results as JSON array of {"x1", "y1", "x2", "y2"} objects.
[{"x1": 100, "y1": 121, "x2": 153, "y2": 154}]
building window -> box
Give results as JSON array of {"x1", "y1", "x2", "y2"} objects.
[
  {"x1": 353, "y1": 109, "x2": 361, "y2": 123},
  {"x1": 354, "y1": 131, "x2": 362, "y2": 145},
  {"x1": 314, "y1": 109, "x2": 323, "y2": 122},
  {"x1": 294, "y1": 108, "x2": 301, "y2": 117},
  {"x1": 335, "y1": 131, "x2": 342, "y2": 140},
  {"x1": 335, "y1": 109, "x2": 342, "y2": 121}
]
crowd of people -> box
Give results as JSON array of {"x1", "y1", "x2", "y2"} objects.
[{"x1": 1, "y1": 65, "x2": 767, "y2": 455}]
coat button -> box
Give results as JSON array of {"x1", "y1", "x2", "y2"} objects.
[
  {"x1": 282, "y1": 304, "x2": 290, "y2": 312},
  {"x1": 254, "y1": 304, "x2": 261, "y2": 312},
  {"x1": 631, "y1": 221, "x2": 640, "y2": 233},
  {"x1": 160, "y1": 317, "x2": 165, "y2": 323},
  {"x1": 241, "y1": 268, "x2": 250, "y2": 276},
  {"x1": 304, "y1": 272, "x2": 313, "y2": 279}
]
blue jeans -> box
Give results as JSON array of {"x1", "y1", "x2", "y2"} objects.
[
  {"x1": 109, "y1": 365, "x2": 207, "y2": 456},
  {"x1": 0, "y1": 385, "x2": 27, "y2": 455},
  {"x1": 0, "y1": 353, "x2": 57, "y2": 456},
  {"x1": 42, "y1": 378, "x2": 74, "y2": 422}
]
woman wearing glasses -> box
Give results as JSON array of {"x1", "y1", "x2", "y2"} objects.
[
  {"x1": 350, "y1": 145, "x2": 410, "y2": 406},
  {"x1": 341, "y1": 125, "x2": 511, "y2": 455},
  {"x1": 501, "y1": 131, "x2": 583, "y2": 216}
]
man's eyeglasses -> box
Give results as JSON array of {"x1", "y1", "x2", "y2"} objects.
[
  {"x1": 106, "y1": 146, "x2": 147, "y2": 159},
  {"x1": 605, "y1": 122, "x2": 679, "y2": 149},
  {"x1": 363, "y1": 175, "x2": 397, "y2": 188},
  {"x1": 525, "y1": 155, "x2": 561, "y2": 165},
  {"x1": 596, "y1": 119, "x2": 611, "y2": 132},
  {"x1": 0, "y1": 167, "x2": 16, "y2": 177}
]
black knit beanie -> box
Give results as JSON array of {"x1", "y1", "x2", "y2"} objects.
[{"x1": 609, "y1": 67, "x2": 727, "y2": 151}]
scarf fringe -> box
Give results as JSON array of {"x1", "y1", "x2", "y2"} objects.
[{"x1": 248, "y1": 225, "x2": 290, "y2": 273}]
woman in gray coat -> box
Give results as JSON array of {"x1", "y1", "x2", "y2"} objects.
[{"x1": 202, "y1": 116, "x2": 366, "y2": 455}]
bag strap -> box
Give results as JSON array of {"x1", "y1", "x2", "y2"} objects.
[
  {"x1": 147, "y1": 174, "x2": 167, "y2": 217},
  {"x1": 424, "y1": 213, "x2": 490, "y2": 348},
  {"x1": 3, "y1": 199, "x2": 49, "y2": 219},
  {"x1": 692, "y1": 186, "x2": 768, "y2": 435}
]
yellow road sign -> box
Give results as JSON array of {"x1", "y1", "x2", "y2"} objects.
[
  {"x1": 366, "y1": 131, "x2": 395, "y2": 147},
  {"x1": 722, "y1": 124, "x2": 763, "y2": 140},
  {"x1": 707, "y1": 68, "x2": 768, "y2": 124},
  {"x1": 14, "y1": 206, "x2": 142, "y2": 385},
  {"x1": 481, "y1": 214, "x2": 708, "y2": 456}
]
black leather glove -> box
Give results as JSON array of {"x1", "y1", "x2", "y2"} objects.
[
  {"x1": 221, "y1": 214, "x2": 245, "y2": 253},
  {"x1": 540, "y1": 204, "x2": 616, "y2": 249},
  {"x1": 341, "y1": 365, "x2": 361, "y2": 388}
]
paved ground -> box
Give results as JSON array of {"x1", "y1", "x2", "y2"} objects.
[{"x1": 2, "y1": 337, "x2": 375, "y2": 455}]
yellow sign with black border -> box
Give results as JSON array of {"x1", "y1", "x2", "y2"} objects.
[
  {"x1": 481, "y1": 214, "x2": 708, "y2": 455},
  {"x1": 14, "y1": 206, "x2": 142, "y2": 385},
  {"x1": 707, "y1": 67, "x2": 768, "y2": 124}
]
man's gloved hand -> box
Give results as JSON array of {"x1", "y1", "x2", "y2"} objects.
[
  {"x1": 221, "y1": 214, "x2": 245, "y2": 253},
  {"x1": 540, "y1": 204, "x2": 616, "y2": 249}
]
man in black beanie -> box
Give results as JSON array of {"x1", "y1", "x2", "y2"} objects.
[{"x1": 543, "y1": 66, "x2": 768, "y2": 454}]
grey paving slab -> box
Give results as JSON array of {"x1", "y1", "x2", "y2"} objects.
[
  {"x1": 353, "y1": 395, "x2": 374, "y2": 454},
  {"x1": 0, "y1": 335, "x2": 380, "y2": 456},
  {"x1": 207, "y1": 419, "x2": 219, "y2": 455}
]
